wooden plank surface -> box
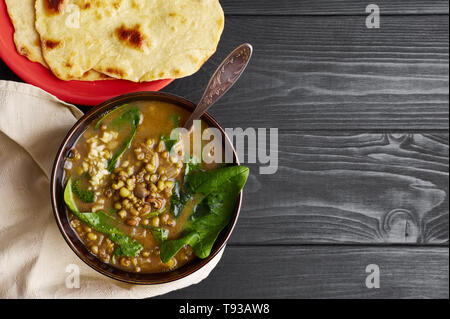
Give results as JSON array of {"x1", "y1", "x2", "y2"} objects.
[
  {"x1": 160, "y1": 246, "x2": 449, "y2": 299},
  {"x1": 223, "y1": 0, "x2": 450, "y2": 15},
  {"x1": 164, "y1": 15, "x2": 449, "y2": 130},
  {"x1": 229, "y1": 132, "x2": 449, "y2": 245},
  {"x1": 2, "y1": 14, "x2": 448, "y2": 130}
]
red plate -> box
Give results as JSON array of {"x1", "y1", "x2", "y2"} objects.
[{"x1": 0, "y1": 0, "x2": 173, "y2": 106}]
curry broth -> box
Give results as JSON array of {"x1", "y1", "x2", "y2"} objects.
[{"x1": 64, "y1": 101, "x2": 220, "y2": 273}]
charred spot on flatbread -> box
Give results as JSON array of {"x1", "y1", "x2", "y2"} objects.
[
  {"x1": 105, "y1": 67, "x2": 126, "y2": 77},
  {"x1": 43, "y1": 39, "x2": 61, "y2": 49},
  {"x1": 45, "y1": 0, "x2": 65, "y2": 14},
  {"x1": 115, "y1": 24, "x2": 146, "y2": 50},
  {"x1": 189, "y1": 55, "x2": 199, "y2": 64},
  {"x1": 19, "y1": 46, "x2": 31, "y2": 58}
]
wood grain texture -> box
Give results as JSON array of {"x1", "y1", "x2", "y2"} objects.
[
  {"x1": 160, "y1": 246, "x2": 449, "y2": 299},
  {"x1": 222, "y1": 0, "x2": 450, "y2": 16},
  {"x1": 163, "y1": 15, "x2": 449, "y2": 130},
  {"x1": 50, "y1": 130, "x2": 446, "y2": 245},
  {"x1": 230, "y1": 132, "x2": 449, "y2": 245}
]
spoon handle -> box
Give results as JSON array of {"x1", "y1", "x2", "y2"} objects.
[{"x1": 184, "y1": 43, "x2": 253, "y2": 129}]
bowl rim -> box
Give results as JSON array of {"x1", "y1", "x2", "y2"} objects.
[{"x1": 50, "y1": 91, "x2": 243, "y2": 285}]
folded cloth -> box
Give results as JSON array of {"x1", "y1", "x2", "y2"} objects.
[{"x1": 0, "y1": 80, "x2": 223, "y2": 299}]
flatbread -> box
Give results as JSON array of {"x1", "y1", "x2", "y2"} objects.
[
  {"x1": 34, "y1": 0, "x2": 224, "y2": 82},
  {"x1": 5, "y1": 0, "x2": 109, "y2": 81},
  {"x1": 5, "y1": 0, "x2": 46, "y2": 65}
]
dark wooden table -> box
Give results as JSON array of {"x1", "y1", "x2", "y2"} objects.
[{"x1": 1, "y1": 0, "x2": 448, "y2": 298}]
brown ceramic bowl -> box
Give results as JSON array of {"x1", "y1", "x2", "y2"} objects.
[{"x1": 50, "y1": 91, "x2": 242, "y2": 285}]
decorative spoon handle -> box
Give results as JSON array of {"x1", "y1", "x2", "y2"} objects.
[{"x1": 184, "y1": 43, "x2": 253, "y2": 129}]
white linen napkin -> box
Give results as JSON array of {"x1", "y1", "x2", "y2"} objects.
[{"x1": 0, "y1": 80, "x2": 223, "y2": 299}]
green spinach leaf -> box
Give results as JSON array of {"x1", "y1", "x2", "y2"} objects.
[
  {"x1": 94, "y1": 104, "x2": 129, "y2": 130},
  {"x1": 160, "y1": 135, "x2": 178, "y2": 153},
  {"x1": 180, "y1": 157, "x2": 203, "y2": 190},
  {"x1": 108, "y1": 208, "x2": 119, "y2": 215},
  {"x1": 106, "y1": 107, "x2": 142, "y2": 171},
  {"x1": 94, "y1": 104, "x2": 128, "y2": 130},
  {"x1": 72, "y1": 179, "x2": 95, "y2": 203},
  {"x1": 186, "y1": 165, "x2": 249, "y2": 196},
  {"x1": 64, "y1": 178, "x2": 143, "y2": 257},
  {"x1": 184, "y1": 158, "x2": 203, "y2": 177},
  {"x1": 160, "y1": 114, "x2": 181, "y2": 153},
  {"x1": 142, "y1": 207, "x2": 167, "y2": 218},
  {"x1": 171, "y1": 114, "x2": 180, "y2": 128},
  {"x1": 190, "y1": 199, "x2": 209, "y2": 221},
  {"x1": 107, "y1": 127, "x2": 138, "y2": 171},
  {"x1": 160, "y1": 232, "x2": 200, "y2": 263},
  {"x1": 170, "y1": 181, "x2": 192, "y2": 218},
  {"x1": 110, "y1": 107, "x2": 141, "y2": 131},
  {"x1": 160, "y1": 166, "x2": 249, "y2": 263},
  {"x1": 141, "y1": 226, "x2": 169, "y2": 244}
]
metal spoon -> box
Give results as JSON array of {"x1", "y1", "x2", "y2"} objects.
[{"x1": 184, "y1": 43, "x2": 253, "y2": 129}]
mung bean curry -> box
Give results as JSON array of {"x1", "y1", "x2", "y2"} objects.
[{"x1": 63, "y1": 101, "x2": 249, "y2": 274}]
